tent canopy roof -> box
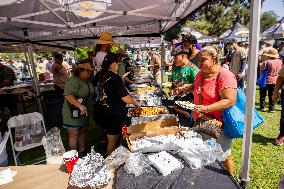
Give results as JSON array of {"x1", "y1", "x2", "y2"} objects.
[
  {"x1": 262, "y1": 17, "x2": 284, "y2": 39},
  {"x1": 180, "y1": 27, "x2": 218, "y2": 43},
  {"x1": 219, "y1": 22, "x2": 249, "y2": 42},
  {"x1": 0, "y1": 0, "x2": 207, "y2": 51}
]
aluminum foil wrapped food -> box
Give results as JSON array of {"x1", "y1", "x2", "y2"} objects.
[{"x1": 69, "y1": 147, "x2": 111, "y2": 188}]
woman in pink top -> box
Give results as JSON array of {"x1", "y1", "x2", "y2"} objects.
[
  {"x1": 259, "y1": 48, "x2": 283, "y2": 112},
  {"x1": 193, "y1": 46, "x2": 237, "y2": 175}
]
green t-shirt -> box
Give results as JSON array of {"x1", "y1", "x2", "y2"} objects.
[
  {"x1": 62, "y1": 76, "x2": 94, "y2": 127},
  {"x1": 171, "y1": 65, "x2": 199, "y2": 86}
]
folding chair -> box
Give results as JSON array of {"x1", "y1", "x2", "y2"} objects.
[{"x1": 7, "y1": 112, "x2": 47, "y2": 165}]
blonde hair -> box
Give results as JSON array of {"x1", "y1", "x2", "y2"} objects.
[{"x1": 200, "y1": 46, "x2": 220, "y2": 64}]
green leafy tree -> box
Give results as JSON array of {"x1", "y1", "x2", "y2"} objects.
[
  {"x1": 0, "y1": 53, "x2": 25, "y2": 60},
  {"x1": 260, "y1": 11, "x2": 278, "y2": 32},
  {"x1": 165, "y1": 0, "x2": 268, "y2": 41},
  {"x1": 75, "y1": 46, "x2": 94, "y2": 62}
]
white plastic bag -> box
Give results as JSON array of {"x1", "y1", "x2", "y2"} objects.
[{"x1": 42, "y1": 127, "x2": 65, "y2": 164}]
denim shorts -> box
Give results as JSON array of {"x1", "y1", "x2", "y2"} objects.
[{"x1": 63, "y1": 124, "x2": 87, "y2": 129}]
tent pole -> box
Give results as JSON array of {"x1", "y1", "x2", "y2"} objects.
[
  {"x1": 148, "y1": 37, "x2": 151, "y2": 51},
  {"x1": 23, "y1": 50, "x2": 33, "y2": 81},
  {"x1": 23, "y1": 30, "x2": 44, "y2": 116},
  {"x1": 26, "y1": 43, "x2": 44, "y2": 116},
  {"x1": 160, "y1": 34, "x2": 165, "y2": 84},
  {"x1": 239, "y1": 0, "x2": 261, "y2": 188}
]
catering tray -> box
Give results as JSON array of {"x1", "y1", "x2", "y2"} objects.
[
  {"x1": 129, "y1": 83, "x2": 149, "y2": 89},
  {"x1": 126, "y1": 118, "x2": 182, "y2": 152},
  {"x1": 134, "y1": 79, "x2": 152, "y2": 84},
  {"x1": 174, "y1": 101, "x2": 197, "y2": 110},
  {"x1": 131, "y1": 114, "x2": 176, "y2": 125},
  {"x1": 127, "y1": 107, "x2": 169, "y2": 117}
]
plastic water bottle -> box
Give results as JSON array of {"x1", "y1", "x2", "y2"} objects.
[
  {"x1": 15, "y1": 128, "x2": 24, "y2": 147},
  {"x1": 31, "y1": 122, "x2": 43, "y2": 143}
]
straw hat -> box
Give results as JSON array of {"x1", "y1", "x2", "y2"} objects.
[
  {"x1": 96, "y1": 32, "x2": 116, "y2": 45},
  {"x1": 262, "y1": 48, "x2": 279, "y2": 59}
]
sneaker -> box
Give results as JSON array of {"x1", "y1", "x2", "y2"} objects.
[
  {"x1": 274, "y1": 136, "x2": 284, "y2": 146},
  {"x1": 260, "y1": 108, "x2": 266, "y2": 112},
  {"x1": 268, "y1": 110, "x2": 275, "y2": 113}
]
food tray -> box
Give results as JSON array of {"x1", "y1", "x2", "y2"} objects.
[
  {"x1": 131, "y1": 114, "x2": 176, "y2": 125},
  {"x1": 175, "y1": 101, "x2": 197, "y2": 110},
  {"x1": 126, "y1": 118, "x2": 181, "y2": 152},
  {"x1": 129, "y1": 83, "x2": 149, "y2": 89},
  {"x1": 134, "y1": 79, "x2": 152, "y2": 84},
  {"x1": 127, "y1": 107, "x2": 169, "y2": 117}
]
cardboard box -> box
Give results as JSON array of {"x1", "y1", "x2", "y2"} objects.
[{"x1": 126, "y1": 118, "x2": 181, "y2": 152}]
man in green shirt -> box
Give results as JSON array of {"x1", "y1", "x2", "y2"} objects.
[
  {"x1": 171, "y1": 49, "x2": 199, "y2": 125},
  {"x1": 171, "y1": 49, "x2": 199, "y2": 95}
]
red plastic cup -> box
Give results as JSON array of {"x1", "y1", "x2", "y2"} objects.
[
  {"x1": 63, "y1": 150, "x2": 78, "y2": 174},
  {"x1": 122, "y1": 124, "x2": 127, "y2": 136}
]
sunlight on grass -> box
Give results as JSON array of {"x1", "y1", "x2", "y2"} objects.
[{"x1": 233, "y1": 90, "x2": 284, "y2": 189}]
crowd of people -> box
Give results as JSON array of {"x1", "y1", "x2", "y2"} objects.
[{"x1": 1, "y1": 30, "x2": 284, "y2": 176}]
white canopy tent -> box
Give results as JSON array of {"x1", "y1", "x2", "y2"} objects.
[
  {"x1": 0, "y1": 0, "x2": 263, "y2": 188},
  {"x1": 0, "y1": 0, "x2": 208, "y2": 119},
  {"x1": 0, "y1": 0, "x2": 207, "y2": 45}
]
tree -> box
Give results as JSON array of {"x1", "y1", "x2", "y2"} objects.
[
  {"x1": 165, "y1": 0, "x2": 251, "y2": 41},
  {"x1": 75, "y1": 46, "x2": 93, "y2": 62},
  {"x1": 260, "y1": 11, "x2": 278, "y2": 32}
]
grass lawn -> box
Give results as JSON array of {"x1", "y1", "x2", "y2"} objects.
[
  {"x1": 0, "y1": 86, "x2": 283, "y2": 188},
  {"x1": 232, "y1": 89, "x2": 284, "y2": 189}
]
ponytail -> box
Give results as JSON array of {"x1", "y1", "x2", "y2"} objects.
[{"x1": 98, "y1": 53, "x2": 119, "y2": 99}]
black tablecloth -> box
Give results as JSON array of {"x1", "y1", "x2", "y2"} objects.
[
  {"x1": 120, "y1": 92, "x2": 240, "y2": 189},
  {"x1": 115, "y1": 161, "x2": 240, "y2": 189}
]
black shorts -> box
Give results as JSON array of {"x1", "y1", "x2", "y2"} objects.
[{"x1": 93, "y1": 103, "x2": 127, "y2": 135}]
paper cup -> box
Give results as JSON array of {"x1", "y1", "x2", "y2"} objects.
[{"x1": 63, "y1": 150, "x2": 78, "y2": 174}]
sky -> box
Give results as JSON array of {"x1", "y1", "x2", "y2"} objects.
[{"x1": 261, "y1": 0, "x2": 284, "y2": 19}]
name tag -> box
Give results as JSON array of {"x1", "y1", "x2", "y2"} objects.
[{"x1": 72, "y1": 110, "x2": 79, "y2": 118}]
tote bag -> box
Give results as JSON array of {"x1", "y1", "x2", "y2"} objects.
[
  {"x1": 257, "y1": 63, "x2": 268, "y2": 88},
  {"x1": 222, "y1": 88, "x2": 265, "y2": 138}
]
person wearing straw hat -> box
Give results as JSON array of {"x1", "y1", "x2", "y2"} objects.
[
  {"x1": 94, "y1": 32, "x2": 116, "y2": 74},
  {"x1": 62, "y1": 60, "x2": 94, "y2": 157},
  {"x1": 273, "y1": 48, "x2": 284, "y2": 146},
  {"x1": 259, "y1": 48, "x2": 282, "y2": 112}
]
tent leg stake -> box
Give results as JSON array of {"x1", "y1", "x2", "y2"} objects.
[{"x1": 239, "y1": 179, "x2": 250, "y2": 189}]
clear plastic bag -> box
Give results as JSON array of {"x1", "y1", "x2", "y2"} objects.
[
  {"x1": 42, "y1": 127, "x2": 65, "y2": 164},
  {"x1": 123, "y1": 152, "x2": 151, "y2": 177},
  {"x1": 105, "y1": 146, "x2": 130, "y2": 169},
  {"x1": 0, "y1": 133, "x2": 8, "y2": 166},
  {"x1": 178, "y1": 139, "x2": 227, "y2": 169}
]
